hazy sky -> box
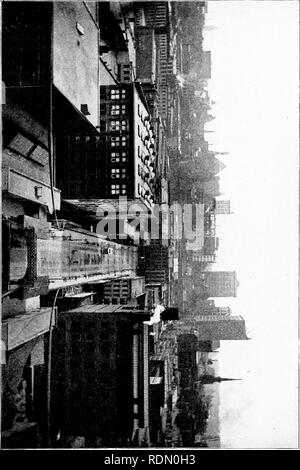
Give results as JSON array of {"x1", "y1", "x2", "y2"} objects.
[{"x1": 203, "y1": 1, "x2": 298, "y2": 448}]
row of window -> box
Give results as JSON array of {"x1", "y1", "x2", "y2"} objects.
[
  {"x1": 138, "y1": 145, "x2": 150, "y2": 159},
  {"x1": 110, "y1": 88, "x2": 127, "y2": 100},
  {"x1": 111, "y1": 168, "x2": 127, "y2": 179},
  {"x1": 111, "y1": 184, "x2": 127, "y2": 195},
  {"x1": 111, "y1": 104, "x2": 126, "y2": 115},
  {"x1": 137, "y1": 146, "x2": 154, "y2": 168},
  {"x1": 99, "y1": 120, "x2": 128, "y2": 133},
  {"x1": 137, "y1": 124, "x2": 150, "y2": 140},
  {"x1": 137, "y1": 105, "x2": 151, "y2": 130},
  {"x1": 110, "y1": 151, "x2": 127, "y2": 163},
  {"x1": 73, "y1": 135, "x2": 100, "y2": 142},
  {"x1": 110, "y1": 120, "x2": 127, "y2": 131},
  {"x1": 100, "y1": 104, "x2": 127, "y2": 116},
  {"x1": 137, "y1": 184, "x2": 152, "y2": 200},
  {"x1": 138, "y1": 164, "x2": 151, "y2": 181},
  {"x1": 111, "y1": 136, "x2": 127, "y2": 147}
]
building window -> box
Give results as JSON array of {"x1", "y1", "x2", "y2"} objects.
[
  {"x1": 110, "y1": 89, "x2": 120, "y2": 100},
  {"x1": 111, "y1": 104, "x2": 120, "y2": 115},
  {"x1": 121, "y1": 136, "x2": 127, "y2": 147},
  {"x1": 121, "y1": 120, "x2": 127, "y2": 131},
  {"x1": 111, "y1": 152, "x2": 120, "y2": 163},
  {"x1": 121, "y1": 184, "x2": 127, "y2": 195},
  {"x1": 138, "y1": 165, "x2": 141, "y2": 176},
  {"x1": 110, "y1": 120, "x2": 120, "y2": 131},
  {"x1": 111, "y1": 168, "x2": 120, "y2": 179},
  {"x1": 121, "y1": 152, "x2": 127, "y2": 163},
  {"x1": 111, "y1": 136, "x2": 120, "y2": 147},
  {"x1": 111, "y1": 104, "x2": 126, "y2": 116},
  {"x1": 110, "y1": 89, "x2": 126, "y2": 100},
  {"x1": 111, "y1": 184, "x2": 120, "y2": 195},
  {"x1": 121, "y1": 169, "x2": 126, "y2": 179}
]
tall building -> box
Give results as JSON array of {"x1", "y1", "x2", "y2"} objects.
[
  {"x1": 139, "y1": 241, "x2": 169, "y2": 302},
  {"x1": 177, "y1": 334, "x2": 198, "y2": 386},
  {"x1": 201, "y1": 271, "x2": 238, "y2": 297},
  {"x1": 195, "y1": 315, "x2": 247, "y2": 340},
  {"x1": 135, "y1": 26, "x2": 158, "y2": 117},
  {"x1": 191, "y1": 236, "x2": 219, "y2": 262},
  {"x1": 135, "y1": 27, "x2": 157, "y2": 85},
  {"x1": 143, "y1": 2, "x2": 170, "y2": 28},
  {"x1": 143, "y1": 2, "x2": 172, "y2": 124},
  {"x1": 192, "y1": 253, "x2": 216, "y2": 263},
  {"x1": 199, "y1": 51, "x2": 211, "y2": 80},
  {"x1": 215, "y1": 200, "x2": 231, "y2": 214},
  {"x1": 56, "y1": 83, "x2": 156, "y2": 210},
  {"x1": 52, "y1": 303, "x2": 150, "y2": 447}
]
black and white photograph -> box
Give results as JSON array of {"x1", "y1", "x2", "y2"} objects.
[{"x1": 0, "y1": 0, "x2": 299, "y2": 452}]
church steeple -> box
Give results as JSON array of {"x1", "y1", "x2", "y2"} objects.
[{"x1": 199, "y1": 375, "x2": 242, "y2": 384}]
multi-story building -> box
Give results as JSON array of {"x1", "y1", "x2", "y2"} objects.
[
  {"x1": 103, "y1": 277, "x2": 145, "y2": 305},
  {"x1": 203, "y1": 236, "x2": 219, "y2": 254},
  {"x1": 200, "y1": 271, "x2": 238, "y2": 297},
  {"x1": 52, "y1": 302, "x2": 151, "y2": 447},
  {"x1": 192, "y1": 253, "x2": 216, "y2": 263},
  {"x1": 142, "y1": 2, "x2": 173, "y2": 125},
  {"x1": 215, "y1": 200, "x2": 231, "y2": 214},
  {"x1": 143, "y1": 1, "x2": 170, "y2": 28},
  {"x1": 139, "y1": 240, "x2": 170, "y2": 306},
  {"x1": 176, "y1": 314, "x2": 247, "y2": 341},
  {"x1": 147, "y1": 320, "x2": 179, "y2": 446},
  {"x1": 177, "y1": 334, "x2": 198, "y2": 386},
  {"x1": 194, "y1": 315, "x2": 248, "y2": 341},
  {"x1": 191, "y1": 236, "x2": 219, "y2": 263},
  {"x1": 185, "y1": 203, "x2": 205, "y2": 252},
  {"x1": 135, "y1": 26, "x2": 158, "y2": 115},
  {"x1": 99, "y1": 1, "x2": 136, "y2": 85},
  {"x1": 59, "y1": 83, "x2": 156, "y2": 206},
  {"x1": 55, "y1": 81, "x2": 159, "y2": 245},
  {"x1": 199, "y1": 50, "x2": 212, "y2": 80}
]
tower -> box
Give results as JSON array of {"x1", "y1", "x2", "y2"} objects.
[
  {"x1": 199, "y1": 376, "x2": 241, "y2": 384},
  {"x1": 215, "y1": 200, "x2": 231, "y2": 214},
  {"x1": 201, "y1": 271, "x2": 238, "y2": 297}
]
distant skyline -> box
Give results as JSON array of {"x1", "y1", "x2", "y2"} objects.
[{"x1": 203, "y1": 1, "x2": 298, "y2": 448}]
